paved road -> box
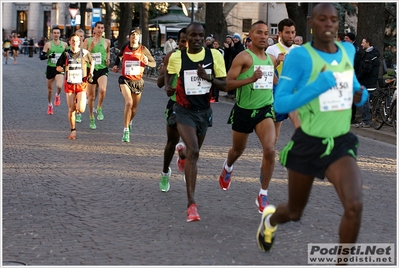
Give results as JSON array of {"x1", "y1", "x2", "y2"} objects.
[{"x1": 2, "y1": 56, "x2": 397, "y2": 266}]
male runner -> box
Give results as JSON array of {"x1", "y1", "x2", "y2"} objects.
[
  {"x1": 83, "y1": 21, "x2": 111, "y2": 129},
  {"x1": 40, "y1": 26, "x2": 68, "y2": 115}
]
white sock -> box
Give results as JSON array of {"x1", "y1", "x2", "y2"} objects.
[
  {"x1": 129, "y1": 120, "x2": 133, "y2": 126},
  {"x1": 224, "y1": 161, "x2": 233, "y2": 172},
  {"x1": 259, "y1": 189, "x2": 268, "y2": 196},
  {"x1": 124, "y1": 127, "x2": 129, "y2": 132}
]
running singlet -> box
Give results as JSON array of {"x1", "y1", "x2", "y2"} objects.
[
  {"x1": 47, "y1": 40, "x2": 65, "y2": 67},
  {"x1": 88, "y1": 38, "x2": 107, "y2": 70},
  {"x1": 120, "y1": 45, "x2": 146, "y2": 80},
  {"x1": 11, "y1": 37, "x2": 21, "y2": 48},
  {"x1": 3, "y1": 40, "x2": 11, "y2": 49},
  {"x1": 176, "y1": 48, "x2": 214, "y2": 110},
  {"x1": 299, "y1": 41, "x2": 354, "y2": 138},
  {"x1": 235, "y1": 49, "x2": 274, "y2": 110}
]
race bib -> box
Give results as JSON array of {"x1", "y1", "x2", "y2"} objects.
[
  {"x1": 183, "y1": 69, "x2": 212, "y2": 95},
  {"x1": 67, "y1": 64, "x2": 83, "y2": 84},
  {"x1": 125, "y1": 60, "x2": 140, "y2": 75},
  {"x1": 319, "y1": 70, "x2": 353, "y2": 112},
  {"x1": 4, "y1": 43, "x2": 10, "y2": 49},
  {"x1": 51, "y1": 53, "x2": 62, "y2": 64},
  {"x1": 253, "y1": 65, "x2": 274, "y2": 89},
  {"x1": 91, "y1": 52, "x2": 102, "y2": 65}
]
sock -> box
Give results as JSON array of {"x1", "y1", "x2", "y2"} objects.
[
  {"x1": 124, "y1": 127, "x2": 129, "y2": 132},
  {"x1": 162, "y1": 171, "x2": 169, "y2": 176},
  {"x1": 259, "y1": 189, "x2": 268, "y2": 196},
  {"x1": 224, "y1": 161, "x2": 233, "y2": 172}
]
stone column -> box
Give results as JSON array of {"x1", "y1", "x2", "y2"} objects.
[
  {"x1": 27, "y1": 3, "x2": 41, "y2": 40},
  {"x1": 2, "y1": 3, "x2": 15, "y2": 37}
]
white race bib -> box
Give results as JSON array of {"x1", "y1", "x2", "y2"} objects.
[
  {"x1": 183, "y1": 69, "x2": 212, "y2": 95},
  {"x1": 253, "y1": 65, "x2": 274, "y2": 89},
  {"x1": 125, "y1": 60, "x2": 140, "y2": 75},
  {"x1": 51, "y1": 53, "x2": 62, "y2": 64},
  {"x1": 91, "y1": 52, "x2": 102, "y2": 65},
  {"x1": 67, "y1": 64, "x2": 83, "y2": 84},
  {"x1": 319, "y1": 70, "x2": 353, "y2": 112}
]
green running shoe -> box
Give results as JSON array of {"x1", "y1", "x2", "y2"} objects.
[
  {"x1": 159, "y1": 167, "x2": 171, "y2": 192},
  {"x1": 75, "y1": 113, "x2": 82, "y2": 123},
  {"x1": 97, "y1": 107, "x2": 104, "y2": 121},
  {"x1": 89, "y1": 116, "x2": 96, "y2": 130},
  {"x1": 122, "y1": 130, "x2": 130, "y2": 142}
]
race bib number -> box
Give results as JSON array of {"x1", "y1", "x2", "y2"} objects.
[
  {"x1": 67, "y1": 64, "x2": 83, "y2": 84},
  {"x1": 183, "y1": 69, "x2": 212, "y2": 95},
  {"x1": 4, "y1": 43, "x2": 10, "y2": 49},
  {"x1": 125, "y1": 60, "x2": 140, "y2": 76},
  {"x1": 319, "y1": 70, "x2": 353, "y2": 112},
  {"x1": 253, "y1": 65, "x2": 274, "y2": 89},
  {"x1": 51, "y1": 53, "x2": 61, "y2": 64},
  {"x1": 91, "y1": 52, "x2": 102, "y2": 65}
]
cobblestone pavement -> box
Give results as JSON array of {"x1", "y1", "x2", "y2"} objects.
[{"x1": 2, "y1": 56, "x2": 397, "y2": 266}]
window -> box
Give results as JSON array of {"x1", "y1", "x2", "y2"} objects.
[
  {"x1": 270, "y1": 23, "x2": 278, "y2": 35},
  {"x1": 242, "y1": 19, "x2": 252, "y2": 33}
]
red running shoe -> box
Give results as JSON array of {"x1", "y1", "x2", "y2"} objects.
[
  {"x1": 47, "y1": 104, "x2": 53, "y2": 115},
  {"x1": 219, "y1": 160, "x2": 233, "y2": 190},
  {"x1": 187, "y1": 204, "x2": 201, "y2": 222},
  {"x1": 176, "y1": 142, "x2": 186, "y2": 172},
  {"x1": 256, "y1": 194, "x2": 269, "y2": 214},
  {"x1": 54, "y1": 94, "x2": 61, "y2": 106}
]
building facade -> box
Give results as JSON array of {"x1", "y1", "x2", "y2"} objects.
[{"x1": 2, "y1": 2, "x2": 95, "y2": 41}]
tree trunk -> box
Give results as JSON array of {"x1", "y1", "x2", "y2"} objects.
[
  {"x1": 205, "y1": 3, "x2": 228, "y2": 43},
  {"x1": 79, "y1": 3, "x2": 86, "y2": 34},
  {"x1": 357, "y1": 3, "x2": 385, "y2": 77},
  {"x1": 140, "y1": 3, "x2": 150, "y2": 48},
  {"x1": 104, "y1": 3, "x2": 112, "y2": 40},
  {"x1": 285, "y1": 3, "x2": 309, "y2": 39},
  {"x1": 118, "y1": 3, "x2": 133, "y2": 49}
]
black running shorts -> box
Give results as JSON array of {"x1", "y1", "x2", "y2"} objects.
[{"x1": 279, "y1": 128, "x2": 359, "y2": 179}]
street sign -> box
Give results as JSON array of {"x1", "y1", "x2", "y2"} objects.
[
  {"x1": 92, "y1": 8, "x2": 101, "y2": 28},
  {"x1": 71, "y1": 19, "x2": 76, "y2": 27}
]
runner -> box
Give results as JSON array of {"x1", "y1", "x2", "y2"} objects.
[
  {"x1": 156, "y1": 27, "x2": 187, "y2": 192},
  {"x1": 112, "y1": 28, "x2": 155, "y2": 142},
  {"x1": 83, "y1": 21, "x2": 111, "y2": 129},
  {"x1": 40, "y1": 26, "x2": 68, "y2": 115},
  {"x1": 55, "y1": 33, "x2": 95, "y2": 139},
  {"x1": 165, "y1": 22, "x2": 226, "y2": 222},
  {"x1": 218, "y1": 20, "x2": 278, "y2": 214},
  {"x1": 256, "y1": 3, "x2": 368, "y2": 254}
]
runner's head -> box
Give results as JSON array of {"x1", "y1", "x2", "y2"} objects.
[
  {"x1": 186, "y1": 22, "x2": 205, "y2": 53},
  {"x1": 177, "y1": 28, "x2": 187, "y2": 50},
  {"x1": 309, "y1": 3, "x2": 339, "y2": 44},
  {"x1": 278, "y1": 18, "x2": 296, "y2": 47}
]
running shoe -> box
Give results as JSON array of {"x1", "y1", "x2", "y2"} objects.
[
  {"x1": 129, "y1": 122, "x2": 132, "y2": 133},
  {"x1": 187, "y1": 203, "x2": 201, "y2": 222},
  {"x1": 54, "y1": 94, "x2": 61, "y2": 106},
  {"x1": 159, "y1": 167, "x2": 171, "y2": 192},
  {"x1": 122, "y1": 130, "x2": 130, "y2": 142},
  {"x1": 219, "y1": 160, "x2": 233, "y2": 190},
  {"x1": 175, "y1": 142, "x2": 186, "y2": 172},
  {"x1": 47, "y1": 104, "x2": 53, "y2": 115},
  {"x1": 256, "y1": 194, "x2": 269, "y2": 214},
  {"x1": 89, "y1": 116, "x2": 96, "y2": 130},
  {"x1": 75, "y1": 113, "x2": 82, "y2": 123},
  {"x1": 97, "y1": 107, "x2": 104, "y2": 121},
  {"x1": 68, "y1": 130, "x2": 76, "y2": 140},
  {"x1": 256, "y1": 204, "x2": 277, "y2": 252}
]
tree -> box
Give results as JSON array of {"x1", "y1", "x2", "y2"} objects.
[
  {"x1": 285, "y1": 3, "x2": 310, "y2": 38},
  {"x1": 203, "y1": 3, "x2": 237, "y2": 42},
  {"x1": 357, "y1": 3, "x2": 385, "y2": 76},
  {"x1": 118, "y1": 3, "x2": 134, "y2": 49},
  {"x1": 140, "y1": 3, "x2": 150, "y2": 48},
  {"x1": 103, "y1": 3, "x2": 113, "y2": 39}
]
